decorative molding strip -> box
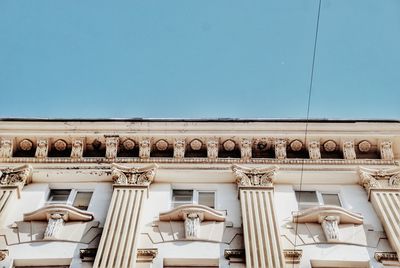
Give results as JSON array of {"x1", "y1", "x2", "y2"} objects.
[
  {"x1": 232, "y1": 164, "x2": 278, "y2": 188},
  {"x1": 137, "y1": 248, "x2": 158, "y2": 261},
  {"x1": 1, "y1": 157, "x2": 395, "y2": 165},
  {"x1": 224, "y1": 249, "x2": 245, "y2": 260},
  {"x1": 283, "y1": 249, "x2": 303, "y2": 264},
  {"x1": 80, "y1": 248, "x2": 98, "y2": 262},
  {"x1": 111, "y1": 163, "x2": 158, "y2": 186},
  {"x1": 374, "y1": 251, "x2": 399, "y2": 263}
]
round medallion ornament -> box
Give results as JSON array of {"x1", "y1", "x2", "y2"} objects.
[
  {"x1": 290, "y1": 140, "x2": 303, "y2": 152},
  {"x1": 190, "y1": 139, "x2": 203, "y2": 150},
  {"x1": 19, "y1": 139, "x2": 33, "y2": 151},
  {"x1": 155, "y1": 140, "x2": 169, "y2": 151},
  {"x1": 323, "y1": 140, "x2": 337, "y2": 152},
  {"x1": 92, "y1": 139, "x2": 102, "y2": 149},
  {"x1": 54, "y1": 139, "x2": 67, "y2": 151},
  {"x1": 223, "y1": 139, "x2": 236, "y2": 151},
  {"x1": 358, "y1": 140, "x2": 371, "y2": 152},
  {"x1": 257, "y1": 140, "x2": 268, "y2": 151},
  {"x1": 123, "y1": 139, "x2": 135, "y2": 150}
]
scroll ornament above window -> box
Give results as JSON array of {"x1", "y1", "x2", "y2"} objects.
[
  {"x1": 292, "y1": 205, "x2": 364, "y2": 243},
  {"x1": 111, "y1": 163, "x2": 158, "y2": 186},
  {"x1": 359, "y1": 167, "x2": 400, "y2": 197},
  {"x1": 232, "y1": 164, "x2": 279, "y2": 188},
  {"x1": 159, "y1": 204, "x2": 225, "y2": 240},
  {"x1": 0, "y1": 164, "x2": 32, "y2": 190},
  {"x1": 23, "y1": 204, "x2": 94, "y2": 240}
]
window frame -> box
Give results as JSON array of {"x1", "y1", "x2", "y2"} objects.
[
  {"x1": 170, "y1": 188, "x2": 217, "y2": 209},
  {"x1": 46, "y1": 188, "x2": 93, "y2": 210},
  {"x1": 294, "y1": 189, "x2": 343, "y2": 210}
]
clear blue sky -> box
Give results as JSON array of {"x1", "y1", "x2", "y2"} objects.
[{"x1": 0, "y1": 0, "x2": 399, "y2": 119}]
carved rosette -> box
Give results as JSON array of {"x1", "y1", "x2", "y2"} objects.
[
  {"x1": 380, "y1": 141, "x2": 394, "y2": 161},
  {"x1": 111, "y1": 163, "x2": 158, "y2": 186},
  {"x1": 308, "y1": 141, "x2": 321, "y2": 160},
  {"x1": 232, "y1": 164, "x2": 278, "y2": 188},
  {"x1": 342, "y1": 141, "x2": 356, "y2": 160},
  {"x1": 105, "y1": 136, "x2": 119, "y2": 159},
  {"x1": 70, "y1": 139, "x2": 84, "y2": 159},
  {"x1": 274, "y1": 139, "x2": 287, "y2": 160},
  {"x1": 240, "y1": 138, "x2": 252, "y2": 160},
  {"x1": 359, "y1": 167, "x2": 400, "y2": 196},
  {"x1": 35, "y1": 139, "x2": 49, "y2": 158},
  {"x1": 207, "y1": 138, "x2": 218, "y2": 159},
  {"x1": 173, "y1": 138, "x2": 185, "y2": 159},
  {"x1": 0, "y1": 138, "x2": 13, "y2": 158},
  {"x1": 0, "y1": 165, "x2": 32, "y2": 188},
  {"x1": 139, "y1": 139, "x2": 151, "y2": 159}
]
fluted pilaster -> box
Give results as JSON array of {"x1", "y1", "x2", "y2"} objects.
[
  {"x1": 233, "y1": 165, "x2": 285, "y2": 268},
  {"x1": 93, "y1": 164, "x2": 158, "y2": 268}
]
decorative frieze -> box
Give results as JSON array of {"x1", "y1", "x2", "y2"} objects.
[
  {"x1": 240, "y1": 138, "x2": 252, "y2": 160},
  {"x1": 139, "y1": 138, "x2": 151, "y2": 159},
  {"x1": 308, "y1": 141, "x2": 321, "y2": 160},
  {"x1": 342, "y1": 141, "x2": 356, "y2": 160},
  {"x1": 207, "y1": 138, "x2": 218, "y2": 159},
  {"x1": 71, "y1": 138, "x2": 84, "y2": 159},
  {"x1": 105, "y1": 136, "x2": 119, "y2": 159},
  {"x1": 380, "y1": 141, "x2": 394, "y2": 160},
  {"x1": 111, "y1": 163, "x2": 158, "y2": 186},
  {"x1": 275, "y1": 139, "x2": 287, "y2": 160},
  {"x1": 0, "y1": 138, "x2": 13, "y2": 158},
  {"x1": 173, "y1": 138, "x2": 185, "y2": 159},
  {"x1": 232, "y1": 164, "x2": 278, "y2": 188},
  {"x1": 35, "y1": 139, "x2": 49, "y2": 158}
]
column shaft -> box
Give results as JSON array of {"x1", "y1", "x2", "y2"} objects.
[
  {"x1": 370, "y1": 190, "x2": 400, "y2": 259},
  {"x1": 93, "y1": 186, "x2": 146, "y2": 268},
  {"x1": 240, "y1": 188, "x2": 285, "y2": 268}
]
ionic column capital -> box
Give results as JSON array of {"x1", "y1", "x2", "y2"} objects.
[
  {"x1": 111, "y1": 163, "x2": 158, "y2": 187},
  {"x1": 359, "y1": 166, "x2": 400, "y2": 197},
  {"x1": 232, "y1": 164, "x2": 278, "y2": 188}
]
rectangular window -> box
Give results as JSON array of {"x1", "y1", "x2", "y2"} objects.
[
  {"x1": 198, "y1": 192, "x2": 215, "y2": 208},
  {"x1": 295, "y1": 190, "x2": 341, "y2": 210},
  {"x1": 172, "y1": 190, "x2": 193, "y2": 208},
  {"x1": 171, "y1": 189, "x2": 216, "y2": 209},
  {"x1": 47, "y1": 189, "x2": 93, "y2": 210},
  {"x1": 72, "y1": 192, "x2": 93, "y2": 210},
  {"x1": 47, "y1": 189, "x2": 72, "y2": 203}
]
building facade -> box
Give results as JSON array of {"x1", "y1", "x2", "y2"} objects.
[{"x1": 0, "y1": 119, "x2": 399, "y2": 268}]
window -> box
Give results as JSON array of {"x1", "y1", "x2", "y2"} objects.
[
  {"x1": 295, "y1": 190, "x2": 341, "y2": 210},
  {"x1": 171, "y1": 189, "x2": 215, "y2": 209},
  {"x1": 47, "y1": 189, "x2": 93, "y2": 210}
]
